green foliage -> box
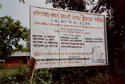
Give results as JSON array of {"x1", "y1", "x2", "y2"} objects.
[
  {"x1": 0, "y1": 0, "x2": 2, "y2": 8},
  {"x1": 0, "y1": 4, "x2": 2, "y2": 8},
  {"x1": 92, "y1": 0, "x2": 125, "y2": 71},
  {"x1": 0, "y1": 66, "x2": 124, "y2": 84},
  {"x1": 33, "y1": 69, "x2": 53, "y2": 84},
  {"x1": 48, "y1": 67, "x2": 107, "y2": 84},
  {"x1": 50, "y1": 68, "x2": 87, "y2": 84},
  {"x1": 50, "y1": 0, "x2": 125, "y2": 72},
  {"x1": 0, "y1": 64, "x2": 4, "y2": 69},
  {"x1": 0, "y1": 16, "x2": 29, "y2": 60},
  {"x1": 50, "y1": 0, "x2": 86, "y2": 11},
  {"x1": 87, "y1": 72, "x2": 111, "y2": 84},
  {"x1": 31, "y1": 0, "x2": 125, "y2": 84},
  {"x1": 0, "y1": 0, "x2": 125, "y2": 84},
  {"x1": 0, "y1": 66, "x2": 30, "y2": 84},
  {"x1": 86, "y1": 69, "x2": 125, "y2": 84},
  {"x1": 19, "y1": 0, "x2": 25, "y2": 4}
]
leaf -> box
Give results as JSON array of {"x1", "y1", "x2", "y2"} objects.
[
  {"x1": 0, "y1": 4, "x2": 2, "y2": 8},
  {"x1": 0, "y1": 16, "x2": 29, "y2": 60},
  {"x1": 19, "y1": 0, "x2": 25, "y2": 4}
]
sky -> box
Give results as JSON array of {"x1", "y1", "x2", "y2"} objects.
[
  {"x1": 0, "y1": 0, "x2": 104, "y2": 47},
  {"x1": 0, "y1": 0, "x2": 52, "y2": 28},
  {"x1": 0, "y1": 0, "x2": 52, "y2": 46},
  {"x1": 0, "y1": 0, "x2": 99, "y2": 28}
]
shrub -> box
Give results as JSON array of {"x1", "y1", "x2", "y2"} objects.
[
  {"x1": 0, "y1": 66, "x2": 30, "y2": 84},
  {"x1": 86, "y1": 72, "x2": 111, "y2": 84},
  {"x1": 33, "y1": 69, "x2": 53, "y2": 84},
  {"x1": 0, "y1": 63, "x2": 4, "y2": 69}
]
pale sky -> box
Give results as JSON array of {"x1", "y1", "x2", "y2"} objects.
[
  {"x1": 0, "y1": 0, "x2": 102, "y2": 47},
  {"x1": 0, "y1": 0, "x2": 52, "y2": 28},
  {"x1": 0, "y1": 0, "x2": 100, "y2": 28},
  {"x1": 0, "y1": 0, "x2": 52, "y2": 46}
]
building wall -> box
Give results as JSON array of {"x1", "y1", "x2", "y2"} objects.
[{"x1": 5, "y1": 56, "x2": 30, "y2": 68}]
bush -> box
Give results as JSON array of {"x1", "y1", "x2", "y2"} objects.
[
  {"x1": 86, "y1": 72, "x2": 111, "y2": 84},
  {"x1": 0, "y1": 66, "x2": 30, "y2": 84},
  {"x1": 33, "y1": 69, "x2": 53, "y2": 84},
  {"x1": 0, "y1": 64, "x2": 4, "y2": 69},
  {"x1": 86, "y1": 69, "x2": 125, "y2": 84},
  {"x1": 49, "y1": 67, "x2": 104, "y2": 84},
  {"x1": 0, "y1": 65, "x2": 125, "y2": 84}
]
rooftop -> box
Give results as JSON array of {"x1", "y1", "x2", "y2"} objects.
[{"x1": 11, "y1": 51, "x2": 30, "y2": 57}]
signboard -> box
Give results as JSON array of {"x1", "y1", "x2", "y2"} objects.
[{"x1": 30, "y1": 6, "x2": 108, "y2": 68}]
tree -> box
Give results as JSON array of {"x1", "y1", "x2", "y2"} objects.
[
  {"x1": 49, "y1": 0, "x2": 86, "y2": 11},
  {"x1": 48, "y1": 0, "x2": 125, "y2": 81},
  {"x1": 0, "y1": 4, "x2": 1, "y2": 8},
  {"x1": 91, "y1": 0, "x2": 125, "y2": 70},
  {"x1": 0, "y1": 0, "x2": 2, "y2": 8},
  {"x1": 0, "y1": 16, "x2": 29, "y2": 60},
  {"x1": 19, "y1": 0, "x2": 25, "y2": 3}
]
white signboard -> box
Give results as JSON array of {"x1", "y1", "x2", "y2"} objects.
[{"x1": 30, "y1": 6, "x2": 108, "y2": 68}]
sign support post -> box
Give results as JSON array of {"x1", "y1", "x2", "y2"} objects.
[{"x1": 29, "y1": 57, "x2": 36, "y2": 84}]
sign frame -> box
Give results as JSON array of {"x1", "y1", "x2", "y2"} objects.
[{"x1": 30, "y1": 5, "x2": 108, "y2": 69}]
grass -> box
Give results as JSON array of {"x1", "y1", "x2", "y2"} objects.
[
  {"x1": 0, "y1": 65, "x2": 30, "y2": 84},
  {"x1": 0, "y1": 63, "x2": 125, "y2": 84}
]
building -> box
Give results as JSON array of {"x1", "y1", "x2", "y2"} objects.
[{"x1": 5, "y1": 51, "x2": 30, "y2": 68}]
